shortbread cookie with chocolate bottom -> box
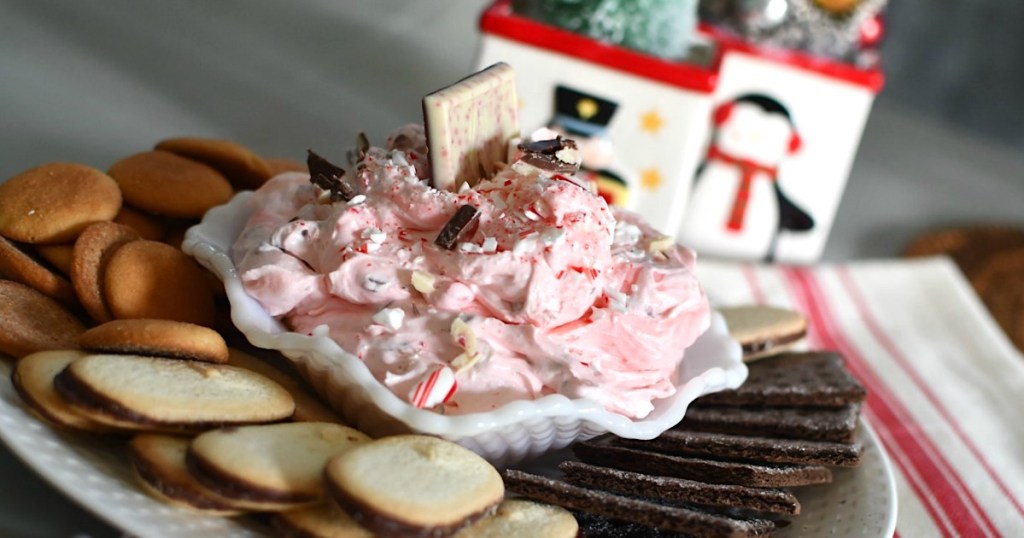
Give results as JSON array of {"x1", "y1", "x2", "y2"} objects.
[
  {"x1": 0, "y1": 162, "x2": 121, "y2": 244},
  {"x1": 325, "y1": 435, "x2": 504, "y2": 538},
  {"x1": 11, "y1": 350, "x2": 112, "y2": 432},
  {"x1": 187, "y1": 422, "x2": 369, "y2": 510},
  {"x1": 719, "y1": 305, "x2": 808, "y2": 361},
  {"x1": 502, "y1": 469, "x2": 776, "y2": 537},
  {"x1": 129, "y1": 433, "x2": 246, "y2": 515},
  {"x1": 79, "y1": 319, "x2": 228, "y2": 363},
  {"x1": 272, "y1": 503, "x2": 374, "y2": 538},
  {"x1": 53, "y1": 354, "x2": 294, "y2": 432},
  {"x1": 226, "y1": 348, "x2": 345, "y2": 424},
  {"x1": 0, "y1": 280, "x2": 85, "y2": 359},
  {"x1": 456, "y1": 499, "x2": 578, "y2": 538}
]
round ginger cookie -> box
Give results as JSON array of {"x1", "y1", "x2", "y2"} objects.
[
  {"x1": 108, "y1": 150, "x2": 234, "y2": 219},
  {"x1": 155, "y1": 137, "x2": 274, "y2": 190},
  {"x1": 103, "y1": 240, "x2": 216, "y2": 327},
  {"x1": 458, "y1": 499, "x2": 578, "y2": 538},
  {"x1": 0, "y1": 235, "x2": 77, "y2": 305},
  {"x1": 80, "y1": 319, "x2": 228, "y2": 363},
  {"x1": 0, "y1": 162, "x2": 122, "y2": 244},
  {"x1": 720, "y1": 305, "x2": 808, "y2": 362},
  {"x1": 71, "y1": 221, "x2": 141, "y2": 323},
  {"x1": 904, "y1": 225, "x2": 1024, "y2": 281},
  {"x1": 0, "y1": 279, "x2": 85, "y2": 359},
  {"x1": 972, "y1": 247, "x2": 1024, "y2": 352},
  {"x1": 113, "y1": 204, "x2": 168, "y2": 241}
]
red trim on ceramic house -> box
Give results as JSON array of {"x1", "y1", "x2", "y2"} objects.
[{"x1": 479, "y1": 1, "x2": 884, "y2": 93}]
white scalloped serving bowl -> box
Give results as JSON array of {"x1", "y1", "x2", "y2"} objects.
[{"x1": 183, "y1": 192, "x2": 746, "y2": 466}]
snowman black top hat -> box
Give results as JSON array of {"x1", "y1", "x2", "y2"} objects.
[{"x1": 552, "y1": 85, "x2": 619, "y2": 138}]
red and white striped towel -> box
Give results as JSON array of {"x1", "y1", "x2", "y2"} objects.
[{"x1": 697, "y1": 257, "x2": 1024, "y2": 537}]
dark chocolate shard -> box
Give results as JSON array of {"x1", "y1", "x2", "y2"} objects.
[
  {"x1": 679, "y1": 404, "x2": 862, "y2": 444},
  {"x1": 356, "y1": 132, "x2": 370, "y2": 159},
  {"x1": 693, "y1": 351, "x2": 866, "y2": 408},
  {"x1": 572, "y1": 438, "x2": 832, "y2": 488},
  {"x1": 518, "y1": 136, "x2": 581, "y2": 174},
  {"x1": 434, "y1": 204, "x2": 480, "y2": 250},
  {"x1": 502, "y1": 469, "x2": 777, "y2": 537},
  {"x1": 560, "y1": 460, "x2": 801, "y2": 516},
  {"x1": 307, "y1": 149, "x2": 355, "y2": 201},
  {"x1": 614, "y1": 429, "x2": 864, "y2": 467}
]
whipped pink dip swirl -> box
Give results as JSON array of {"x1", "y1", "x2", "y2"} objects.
[{"x1": 233, "y1": 125, "x2": 710, "y2": 418}]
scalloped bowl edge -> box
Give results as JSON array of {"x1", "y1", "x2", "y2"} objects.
[{"x1": 183, "y1": 192, "x2": 747, "y2": 466}]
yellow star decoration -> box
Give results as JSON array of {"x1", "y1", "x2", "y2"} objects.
[
  {"x1": 640, "y1": 168, "x2": 663, "y2": 190},
  {"x1": 640, "y1": 109, "x2": 664, "y2": 134}
]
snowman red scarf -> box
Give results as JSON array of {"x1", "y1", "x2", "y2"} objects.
[{"x1": 704, "y1": 144, "x2": 778, "y2": 232}]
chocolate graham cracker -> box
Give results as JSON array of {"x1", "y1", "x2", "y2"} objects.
[
  {"x1": 502, "y1": 469, "x2": 777, "y2": 538},
  {"x1": 678, "y1": 403, "x2": 861, "y2": 444},
  {"x1": 692, "y1": 351, "x2": 866, "y2": 408},
  {"x1": 559, "y1": 461, "x2": 800, "y2": 516},
  {"x1": 572, "y1": 437, "x2": 832, "y2": 488},
  {"x1": 615, "y1": 429, "x2": 864, "y2": 467}
]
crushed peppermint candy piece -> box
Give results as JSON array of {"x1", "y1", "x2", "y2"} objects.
[
  {"x1": 362, "y1": 228, "x2": 387, "y2": 244},
  {"x1": 423, "y1": 62, "x2": 519, "y2": 191},
  {"x1": 434, "y1": 204, "x2": 480, "y2": 250},
  {"x1": 347, "y1": 194, "x2": 366, "y2": 205},
  {"x1": 307, "y1": 150, "x2": 356, "y2": 201},
  {"x1": 372, "y1": 307, "x2": 405, "y2": 331},
  {"x1": 481, "y1": 237, "x2": 498, "y2": 253},
  {"x1": 409, "y1": 365, "x2": 457, "y2": 409}
]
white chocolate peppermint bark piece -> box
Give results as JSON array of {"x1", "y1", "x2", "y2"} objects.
[{"x1": 423, "y1": 62, "x2": 519, "y2": 191}]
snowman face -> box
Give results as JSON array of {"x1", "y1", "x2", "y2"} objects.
[{"x1": 716, "y1": 102, "x2": 794, "y2": 166}]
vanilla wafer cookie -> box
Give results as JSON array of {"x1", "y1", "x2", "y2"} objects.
[
  {"x1": 0, "y1": 235, "x2": 77, "y2": 305},
  {"x1": 79, "y1": 319, "x2": 228, "y2": 363},
  {"x1": 0, "y1": 162, "x2": 121, "y2": 244},
  {"x1": 70, "y1": 221, "x2": 140, "y2": 323},
  {"x1": 0, "y1": 280, "x2": 85, "y2": 359}
]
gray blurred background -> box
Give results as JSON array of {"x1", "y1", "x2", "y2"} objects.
[{"x1": 881, "y1": 0, "x2": 1024, "y2": 150}]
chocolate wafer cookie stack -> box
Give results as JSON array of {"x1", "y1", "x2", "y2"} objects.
[{"x1": 503, "y1": 351, "x2": 868, "y2": 537}]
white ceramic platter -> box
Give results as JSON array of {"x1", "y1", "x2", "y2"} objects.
[{"x1": 0, "y1": 358, "x2": 896, "y2": 538}]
